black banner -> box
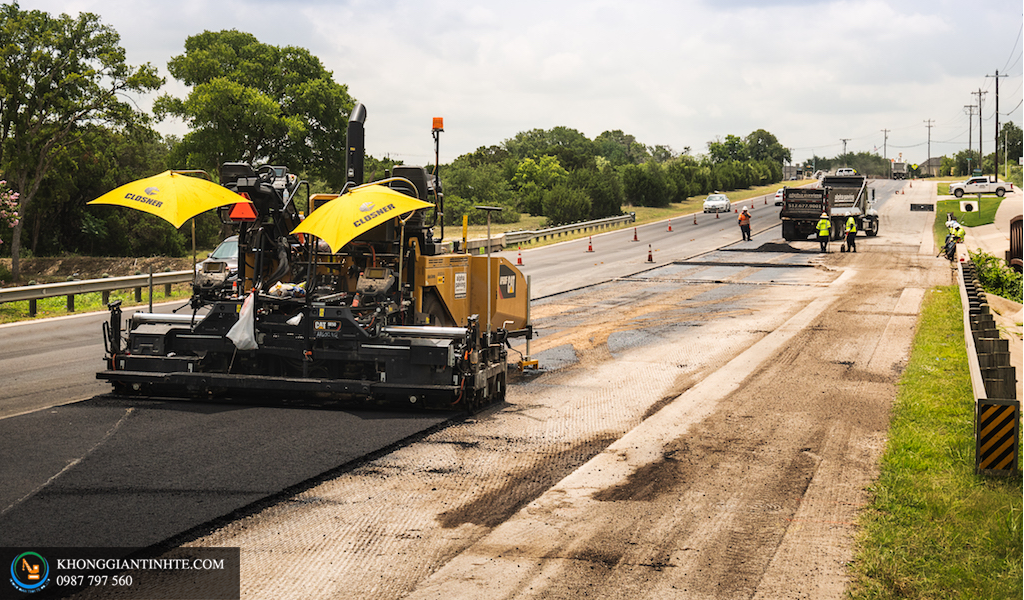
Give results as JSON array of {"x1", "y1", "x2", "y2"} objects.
[{"x1": 2, "y1": 547, "x2": 239, "y2": 600}]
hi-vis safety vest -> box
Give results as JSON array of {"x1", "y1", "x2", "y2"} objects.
[
  {"x1": 816, "y1": 218, "x2": 831, "y2": 235},
  {"x1": 845, "y1": 216, "x2": 857, "y2": 233}
]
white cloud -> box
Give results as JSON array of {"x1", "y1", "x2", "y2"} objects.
[{"x1": 18, "y1": 0, "x2": 1024, "y2": 165}]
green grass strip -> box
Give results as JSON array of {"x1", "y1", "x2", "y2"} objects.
[{"x1": 850, "y1": 286, "x2": 1022, "y2": 599}]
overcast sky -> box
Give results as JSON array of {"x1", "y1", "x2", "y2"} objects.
[{"x1": 21, "y1": 0, "x2": 1024, "y2": 168}]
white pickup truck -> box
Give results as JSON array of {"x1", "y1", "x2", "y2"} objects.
[{"x1": 949, "y1": 176, "x2": 1014, "y2": 198}]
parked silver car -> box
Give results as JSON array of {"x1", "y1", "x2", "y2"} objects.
[{"x1": 194, "y1": 235, "x2": 238, "y2": 295}]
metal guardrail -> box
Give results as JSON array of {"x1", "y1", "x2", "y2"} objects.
[
  {"x1": 2, "y1": 212, "x2": 634, "y2": 311},
  {"x1": 503, "y1": 213, "x2": 636, "y2": 246},
  {"x1": 958, "y1": 259, "x2": 1019, "y2": 475},
  {"x1": 0, "y1": 270, "x2": 194, "y2": 315}
]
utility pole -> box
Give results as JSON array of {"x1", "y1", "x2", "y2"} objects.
[
  {"x1": 881, "y1": 129, "x2": 890, "y2": 177},
  {"x1": 924, "y1": 120, "x2": 933, "y2": 175},
  {"x1": 840, "y1": 138, "x2": 850, "y2": 166},
  {"x1": 972, "y1": 88, "x2": 987, "y2": 175},
  {"x1": 987, "y1": 70, "x2": 1007, "y2": 179},
  {"x1": 964, "y1": 105, "x2": 977, "y2": 175}
]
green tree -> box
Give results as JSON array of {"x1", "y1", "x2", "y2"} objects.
[
  {"x1": 998, "y1": 121, "x2": 1022, "y2": 164},
  {"x1": 569, "y1": 162, "x2": 624, "y2": 219},
  {"x1": 154, "y1": 30, "x2": 355, "y2": 188},
  {"x1": 621, "y1": 161, "x2": 671, "y2": 207},
  {"x1": 543, "y1": 183, "x2": 591, "y2": 225},
  {"x1": 707, "y1": 134, "x2": 748, "y2": 164},
  {"x1": 594, "y1": 130, "x2": 650, "y2": 166},
  {"x1": 744, "y1": 129, "x2": 791, "y2": 164},
  {"x1": 0, "y1": 3, "x2": 163, "y2": 279},
  {"x1": 441, "y1": 156, "x2": 518, "y2": 226},
  {"x1": 504, "y1": 127, "x2": 595, "y2": 170},
  {"x1": 511, "y1": 155, "x2": 569, "y2": 215}
]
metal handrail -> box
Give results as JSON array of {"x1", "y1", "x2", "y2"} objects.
[
  {"x1": 0, "y1": 271, "x2": 194, "y2": 304},
  {"x1": 503, "y1": 213, "x2": 636, "y2": 245}
]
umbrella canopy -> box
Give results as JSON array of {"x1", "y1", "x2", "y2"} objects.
[
  {"x1": 292, "y1": 183, "x2": 433, "y2": 252},
  {"x1": 87, "y1": 170, "x2": 249, "y2": 228}
]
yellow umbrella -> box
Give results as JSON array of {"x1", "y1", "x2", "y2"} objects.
[
  {"x1": 87, "y1": 170, "x2": 249, "y2": 228},
  {"x1": 292, "y1": 183, "x2": 433, "y2": 252}
]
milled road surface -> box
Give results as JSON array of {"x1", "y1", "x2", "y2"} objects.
[{"x1": 161, "y1": 182, "x2": 949, "y2": 599}]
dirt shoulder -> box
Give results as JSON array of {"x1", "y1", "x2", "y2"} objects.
[{"x1": 174, "y1": 184, "x2": 946, "y2": 599}]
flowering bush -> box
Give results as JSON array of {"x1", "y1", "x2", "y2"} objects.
[{"x1": 0, "y1": 180, "x2": 19, "y2": 246}]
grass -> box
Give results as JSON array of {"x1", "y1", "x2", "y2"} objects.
[
  {"x1": 0, "y1": 284, "x2": 193, "y2": 324},
  {"x1": 849, "y1": 285, "x2": 1023, "y2": 599},
  {"x1": 932, "y1": 198, "x2": 1003, "y2": 248},
  {"x1": 447, "y1": 180, "x2": 809, "y2": 248}
]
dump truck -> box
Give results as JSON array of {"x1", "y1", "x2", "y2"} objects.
[
  {"x1": 891, "y1": 162, "x2": 907, "y2": 179},
  {"x1": 780, "y1": 187, "x2": 831, "y2": 241},
  {"x1": 98, "y1": 104, "x2": 532, "y2": 411},
  {"x1": 819, "y1": 174, "x2": 879, "y2": 238}
]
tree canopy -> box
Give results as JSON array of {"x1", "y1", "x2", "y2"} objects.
[
  {"x1": 0, "y1": 2, "x2": 163, "y2": 278},
  {"x1": 154, "y1": 29, "x2": 356, "y2": 188}
]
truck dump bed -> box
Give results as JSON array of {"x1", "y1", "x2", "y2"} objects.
[{"x1": 820, "y1": 175, "x2": 868, "y2": 217}]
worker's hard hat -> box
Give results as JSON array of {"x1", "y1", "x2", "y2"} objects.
[
  {"x1": 742, "y1": 206, "x2": 748, "y2": 211},
  {"x1": 821, "y1": 213, "x2": 828, "y2": 218}
]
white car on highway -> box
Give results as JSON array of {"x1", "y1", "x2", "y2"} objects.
[{"x1": 702, "y1": 193, "x2": 731, "y2": 213}]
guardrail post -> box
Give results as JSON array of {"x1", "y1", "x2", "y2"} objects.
[
  {"x1": 976, "y1": 399, "x2": 1020, "y2": 475},
  {"x1": 135, "y1": 287, "x2": 142, "y2": 302},
  {"x1": 28, "y1": 299, "x2": 36, "y2": 317},
  {"x1": 165, "y1": 283, "x2": 172, "y2": 297},
  {"x1": 960, "y1": 260, "x2": 1020, "y2": 476},
  {"x1": 66, "y1": 294, "x2": 74, "y2": 312},
  {"x1": 102, "y1": 290, "x2": 110, "y2": 305}
]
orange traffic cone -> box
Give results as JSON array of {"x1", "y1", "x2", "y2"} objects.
[
  {"x1": 517, "y1": 246, "x2": 523, "y2": 265},
  {"x1": 716, "y1": 212, "x2": 719, "y2": 219},
  {"x1": 693, "y1": 214, "x2": 697, "y2": 225},
  {"x1": 587, "y1": 236, "x2": 594, "y2": 252},
  {"x1": 647, "y1": 244, "x2": 654, "y2": 262},
  {"x1": 668, "y1": 219, "x2": 673, "y2": 232},
  {"x1": 633, "y1": 227, "x2": 639, "y2": 242}
]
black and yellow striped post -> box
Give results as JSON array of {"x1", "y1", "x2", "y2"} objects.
[{"x1": 975, "y1": 398, "x2": 1020, "y2": 475}]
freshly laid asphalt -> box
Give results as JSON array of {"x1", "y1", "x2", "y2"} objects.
[{"x1": 0, "y1": 397, "x2": 451, "y2": 549}]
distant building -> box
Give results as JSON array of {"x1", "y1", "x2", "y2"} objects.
[{"x1": 919, "y1": 157, "x2": 943, "y2": 177}]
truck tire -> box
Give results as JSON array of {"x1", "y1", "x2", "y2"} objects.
[
  {"x1": 954, "y1": 188, "x2": 964, "y2": 198},
  {"x1": 866, "y1": 219, "x2": 879, "y2": 237},
  {"x1": 996, "y1": 188, "x2": 1005, "y2": 197}
]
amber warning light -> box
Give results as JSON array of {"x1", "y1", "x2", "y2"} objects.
[{"x1": 432, "y1": 117, "x2": 444, "y2": 131}]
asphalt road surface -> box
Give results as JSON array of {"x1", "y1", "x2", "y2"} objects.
[{"x1": 1, "y1": 180, "x2": 925, "y2": 599}]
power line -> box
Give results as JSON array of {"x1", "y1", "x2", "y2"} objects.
[{"x1": 1002, "y1": 22, "x2": 1023, "y2": 73}]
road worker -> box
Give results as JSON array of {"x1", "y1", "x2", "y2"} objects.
[
  {"x1": 844, "y1": 215, "x2": 857, "y2": 252},
  {"x1": 738, "y1": 207, "x2": 751, "y2": 241},
  {"x1": 815, "y1": 212, "x2": 832, "y2": 253}
]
